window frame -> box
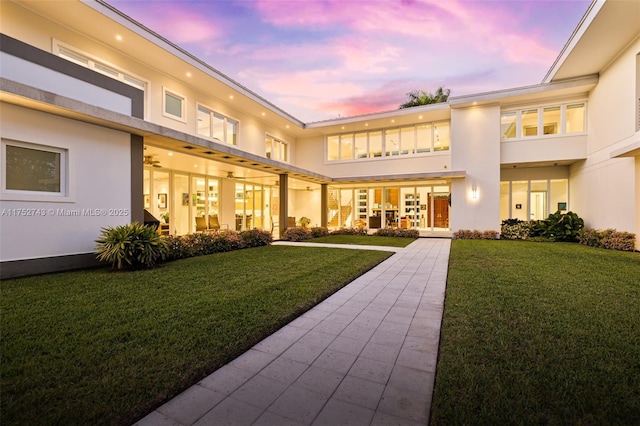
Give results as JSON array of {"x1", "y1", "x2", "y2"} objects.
[
  {"x1": 162, "y1": 87, "x2": 187, "y2": 122},
  {"x1": 326, "y1": 121, "x2": 450, "y2": 163},
  {"x1": 501, "y1": 101, "x2": 587, "y2": 140},
  {"x1": 196, "y1": 104, "x2": 239, "y2": 145},
  {"x1": 265, "y1": 134, "x2": 289, "y2": 163},
  {"x1": 1, "y1": 139, "x2": 71, "y2": 201}
]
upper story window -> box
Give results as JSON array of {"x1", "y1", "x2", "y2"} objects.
[
  {"x1": 266, "y1": 135, "x2": 288, "y2": 162},
  {"x1": 327, "y1": 121, "x2": 450, "y2": 162},
  {"x1": 197, "y1": 106, "x2": 238, "y2": 145},
  {"x1": 163, "y1": 88, "x2": 186, "y2": 122},
  {"x1": 54, "y1": 42, "x2": 146, "y2": 92},
  {"x1": 2, "y1": 139, "x2": 67, "y2": 196},
  {"x1": 501, "y1": 102, "x2": 586, "y2": 140}
]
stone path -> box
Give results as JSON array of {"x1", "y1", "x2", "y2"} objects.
[{"x1": 135, "y1": 238, "x2": 450, "y2": 426}]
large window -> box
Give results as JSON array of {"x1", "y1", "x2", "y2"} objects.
[
  {"x1": 2, "y1": 140, "x2": 66, "y2": 195},
  {"x1": 326, "y1": 121, "x2": 450, "y2": 162},
  {"x1": 197, "y1": 106, "x2": 238, "y2": 145},
  {"x1": 500, "y1": 179, "x2": 568, "y2": 221},
  {"x1": 266, "y1": 135, "x2": 288, "y2": 162},
  {"x1": 501, "y1": 102, "x2": 586, "y2": 140}
]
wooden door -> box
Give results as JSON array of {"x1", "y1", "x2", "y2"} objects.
[{"x1": 434, "y1": 197, "x2": 449, "y2": 228}]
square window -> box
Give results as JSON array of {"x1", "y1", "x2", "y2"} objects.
[
  {"x1": 3, "y1": 141, "x2": 65, "y2": 194},
  {"x1": 163, "y1": 88, "x2": 185, "y2": 121}
]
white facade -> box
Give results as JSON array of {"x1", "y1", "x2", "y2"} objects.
[{"x1": 1, "y1": 0, "x2": 638, "y2": 277}]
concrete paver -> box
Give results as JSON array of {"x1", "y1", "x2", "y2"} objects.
[{"x1": 134, "y1": 238, "x2": 450, "y2": 426}]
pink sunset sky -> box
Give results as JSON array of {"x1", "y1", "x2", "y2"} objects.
[{"x1": 108, "y1": 0, "x2": 592, "y2": 122}]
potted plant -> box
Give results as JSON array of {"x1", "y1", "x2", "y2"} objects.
[
  {"x1": 160, "y1": 212, "x2": 170, "y2": 223},
  {"x1": 299, "y1": 217, "x2": 311, "y2": 228}
]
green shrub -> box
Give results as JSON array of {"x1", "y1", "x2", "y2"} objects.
[
  {"x1": 95, "y1": 222, "x2": 169, "y2": 270},
  {"x1": 579, "y1": 228, "x2": 636, "y2": 251},
  {"x1": 535, "y1": 211, "x2": 584, "y2": 242},
  {"x1": 374, "y1": 228, "x2": 420, "y2": 238},
  {"x1": 330, "y1": 227, "x2": 368, "y2": 236},
  {"x1": 282, "y1": 227, "x2": 312, "y2": 241},
  {"x1": 501, "y1": 219, "x2": 531, "y2": 240},
  {"x1": 163, "y1": 230, "x2": 247, "y2": 261},
  {"x1": 310, "y1": 227, "x2": 329, "y2": 238},
  {"x1": 454, "y1": 229, "x2": 499, "y2": 240},
  {"x1": 482, "y1": 230, "x2": 500, "y2": 240},
  {"x1": 239, "y1": 228, "x2": 273, "y2": 247}
]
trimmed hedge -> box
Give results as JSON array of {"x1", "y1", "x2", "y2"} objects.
[
  {"x1": 453, "y1": 229, "x2": 500, "y2": 240},
  {"x1": 578, "y1": 228, "x2": 636, "y2": 252},
  {"x1": 281, "y1": 227, "x2": 312, "y2": 241},
  {"x1": 163, "y1": 229, "x2": 272, "y2": 261},
  {"x1": 330, "y1": 227, "x2": 368, "y2": 236},
  {"x1": 374, "y1": 228, "x2": 420, "y2": 238}
]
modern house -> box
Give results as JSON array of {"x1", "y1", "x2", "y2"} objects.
[{"x1": 1, "y1": 0, "x2": 638, "y2": 279}]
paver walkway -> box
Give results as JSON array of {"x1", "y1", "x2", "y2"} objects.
[{"x1": 135, "y1": 238, "x2": 451, "y2": 426}]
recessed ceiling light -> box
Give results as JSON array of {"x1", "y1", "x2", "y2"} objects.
[
  {"x1": 261, "y1": 112, "x2": 266, "y2": 116},
  {"x1": 418, "y1": 115, "x2": 423, "y2": 119},
  {"x1": 229, "y1": 95, "x2": 234, "y2": 100},
  {"x1": 167, "y1": 152, "x2": 173, "y2": 156},
  {"x1": 286, "y1": 125, "x2": 290, "y2": 129},
  {"x1": 115, "y1": 35, "x2": 123, "y2": 41},
  {"x1": 341, "y1": 126, "x2": 345, "y2": 130},
  {"x1": 186, "y1": 72, "x2": 192, "y2": 77},
  {"x1": 194, "y1": 164, "x2": 198, "y2": 168},
  {"x1": 391, "y1": 119, "x2": 395, "y2": 123},
  {"x1": 365, "y1": 123, "x2": 369, "y2": 127}
]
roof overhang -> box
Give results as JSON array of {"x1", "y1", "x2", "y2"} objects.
[
  {"x1": 449, "y1": 75, "x2": 598, "y2": 109},
  {"x1": 611, "y1": 132, "x2": 640, "y2": 158},
  {"x1": 543, "y1": 0, "x2": 640, "y2": 83}
]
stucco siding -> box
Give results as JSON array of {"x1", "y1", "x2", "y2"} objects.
[{"x1": 0, "y1": 104, "x2": 131, "y2": 261}]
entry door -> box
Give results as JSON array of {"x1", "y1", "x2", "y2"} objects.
[
  {"x1": 434, "y1": 197, "x2": 449, "y2": 228},
  {"x1": 530, "y1": 191, "x2": 547, "y2": 221}
]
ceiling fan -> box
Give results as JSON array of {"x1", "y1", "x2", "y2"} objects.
[{"x1": 143, "y1": 155, "x2": 161, "y2": 168}]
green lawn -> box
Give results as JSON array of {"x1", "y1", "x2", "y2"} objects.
[
  {"x1": 432, "y1": 240, "x2": 640, "y2": 425},
  {"x1": 1, "y1": 245, "x2": 392, "y2": 426},
  {"x1": 306, "y1": 234, "x2": 416, "y2": 247}
]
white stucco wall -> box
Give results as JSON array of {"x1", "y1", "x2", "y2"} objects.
[
  {"x1": 450, "y1": 105, "x2": 501, "y2": 231},
  {"x1": 569, "y1": 38, "x2": 639, "y2": 235},
  {"x1": 0, "y1": 104, "x2": 131, "y2": 261}
]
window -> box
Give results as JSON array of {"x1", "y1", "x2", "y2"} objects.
[
  {"x1": 56, "y1": 43, "x2": 146, "y2": 91},
  {"x1": 163, "y1": 88, "x2": 185, "y2": 121},
  {"x1": 266, "y1": 135, "x2": 288, "y2": 162},
  {"x1": 197, "y1": 106, "x2": 238, "y2": 145},
  {"x1": 501, "y1": 102, "x2": 586, "y2": 139},
  {"x1": 501, "y1": 112, "x2": 517, "y2": 139},
  {"x1": 565, "y1": 104, "x2": 585, "y2": 133},
  {"x1": 340, "y1": 134, "x2": 354, "y2": 160},
  {"x1": 326, "y1": 121, "x2": 450, "y2": 161},
  {"x1": 522, "y1": 109, "x2": 538, "y2": 137},
  {"x1": 384, "y1": 129, "x2": 400, "y2": 156},
  {"x1": 2, "y1": 140, "x2": 66, "y2": 195},
  {"x1": 433, "y1": 122, "x2": 450, "y2": 151},
  {"x1": 354, "y1": 133, "x2": 367, "y2": 159}
]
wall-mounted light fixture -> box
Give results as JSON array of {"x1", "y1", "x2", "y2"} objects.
[{"x1": 471, "y1": 185, "x2": 478, "y2": 199}]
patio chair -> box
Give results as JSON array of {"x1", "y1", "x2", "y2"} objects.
[
  {"x1": 208, "y1": 214, "x2": 220, "y2": 231},
  {"x1": 195, "y1": 216, "x2": 207, "y2": 233}
]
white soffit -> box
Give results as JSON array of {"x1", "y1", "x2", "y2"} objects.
[{"x1": 544, "y1": 0, "x2": 640, "y2": 83}]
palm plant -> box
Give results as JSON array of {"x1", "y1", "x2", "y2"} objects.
[{"x1": 399, "y1": 86, "x2": 450, "y2": 108}]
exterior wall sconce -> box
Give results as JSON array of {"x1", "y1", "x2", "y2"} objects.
[{"x1": 471, "y1": 185, "x2": 478, "y2": 199}]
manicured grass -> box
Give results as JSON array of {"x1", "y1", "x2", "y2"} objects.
[
  {"x1": 431, "y1": 240, "x2": 640, "y2": 425},
  {"x1": 1, "y1": 245, "x2": 392, "y2": 426},
  {"x1": 306, "y1": 234, "x2": 416, "y2": 247}
]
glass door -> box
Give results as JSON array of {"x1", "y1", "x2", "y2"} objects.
[{"x1": 173, "y1": 174, "x2": 190, "y2": 235}]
